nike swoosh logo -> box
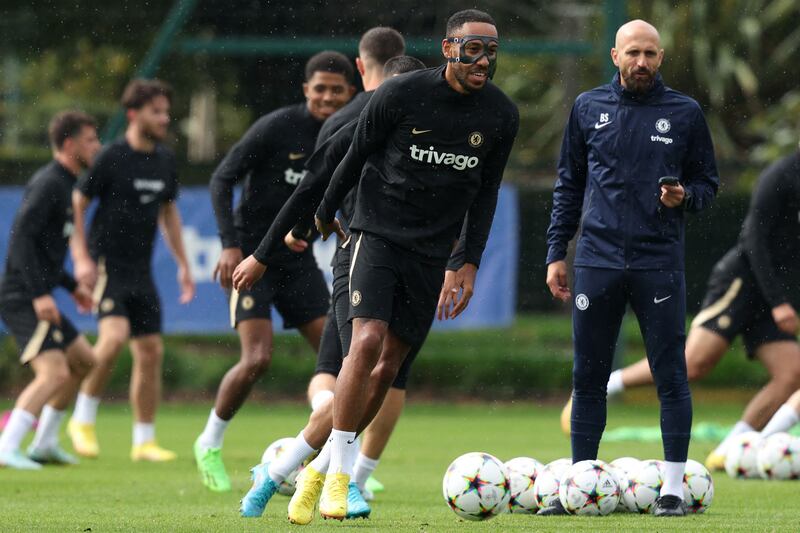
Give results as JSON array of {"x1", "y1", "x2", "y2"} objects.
[
  {"x1": 411, "y1": 128, "x2": 432, "y2": 135},
  {"x1": 345, "y1": 439, "x2": 356, "y2": 445},
  {"x1": 288, "y1": 152, "x2": 306, "y2": 160},
  {"x1": 654, "y1": 295, "x2": 672, "y2": 304},
  {"x1": 594, "y1": 121, "x2": 613, "y2": 130}
]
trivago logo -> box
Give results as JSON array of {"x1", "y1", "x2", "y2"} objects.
[{"x1": 409, "y1": 145, "x2": 479, "y2": 170}]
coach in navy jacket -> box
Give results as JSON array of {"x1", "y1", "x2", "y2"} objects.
[{"x1": 544, "y1": 20, "x2": 719, "y2": 517}]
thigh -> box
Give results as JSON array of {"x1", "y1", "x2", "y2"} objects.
[
  {"x1": 743, "y1": 316, "x2": 797, "y2": 359},
  {"x1": 1, "y1": 298, "x2": 77, "y2": 365},
  {"x1": 571, "y1": 268, "x2": 627, "y2": 383},
  {"x1": 628, "y1": 270, "x2": 687, "y2": 375},
  {"x1": 273, "y1": 256, "x2": 330, "y2": 330},
  {"x1": 391, "y1": 258, "x2": 443, "y2": 349},
  {"x1": 314, "y1": 307, "x2": 344, "y2": 377},
  {"x1": 755, "y1": 340, "x2": 800, "y2": 377},
  {"x1": 228, "y1": 272, "x2": 275, "y2": 329},
  {"x1": 348, "y1": 232, "x2": 399, "y2": 325},
  {"x1": 127, "y1": 275, "x2": 162, "y2": 338}
]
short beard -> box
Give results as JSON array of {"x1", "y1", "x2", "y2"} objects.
[{"x1": 622, "y1": 70, "x2": 656, "y2": 93}]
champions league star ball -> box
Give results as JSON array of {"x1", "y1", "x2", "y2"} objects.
[
  {"x1": 683, "y1": 459, "x2": 714, "y2": 513},
  {"x1": 532, "y1": 458, "x2": 571, "y2": 509},
  {"x1": 622, "y1": 459, "x2": 665, "y2": 514},
  {"x1": 725, "y1": 431, "x2": 764, "y2": 479},
  {"x1": 608, "y1": 457, "x2": 641, "y2": 512},
  {"x1": 558, "y1": 460, "x2": 620, "y2": 516},
  {"x1": 504, "y1": 457, "x2": 543, "y2": 513},
  {"x1": 261, "y1": 437, "x2": 302, "y2": 496},
  {"x1": 756, "y1": 432, "x2": 800, "y2": 480},
  {"x1": 442, "y1": 452, "x2": 510, "y2": 521}
]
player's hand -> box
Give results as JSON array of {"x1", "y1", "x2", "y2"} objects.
[
  {"x1": 660, "y1": 184, "x2": 685, "y2": 208},
  {"x1": 772, "y1": 303, "x2": 799, "y2": 335},
  {"x1": 284, "y1": 231, "x2": 309, "y2": 253},
  {"x1": 212, "y1": 247, "x2": 243, "y2": 290},
  {"x1": 74, "y1": 256, "x2": 97, "y2": 290},
  {"x1": 437, "y1": 263, "x2": 477, "y2": 320},
  {"x1": 232, "y1": 255, "x2": 267, "y2": 292},
  {"x1": 178, "y1": 265, "x2": 195, "y2": 304},
  {"x1": 33, "y1": 294, "x2": 61, "y2": 325},
  {"x1": 546, "y1": 260, "x2": 572, "y2": 302},
  {"x1": 72, "y1": 284, "x2": 93, "y2": 313},
  {"x1": 315, "y1": 216, "x2": 346, "y2": 242}
]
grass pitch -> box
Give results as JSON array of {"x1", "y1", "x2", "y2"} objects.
[{"x1": 0, "y1": 400, "x2": 796, "y2": 532}]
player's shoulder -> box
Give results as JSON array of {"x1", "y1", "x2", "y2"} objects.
[
  {"x1": 376, "y1": 66, "x2": 442, "y2": 100},
  {"x1": 575, "y1": 84, "x2": 616, "y2": 108},
  {"x1": 482, "y1": 82, "x2": 519, "y2": 118},
  {"x1": 760, "y1": 149, "x2": 800, "y2": 183},
  {"x1": 28, "y1": 161, "x2": 62, "y2": 188},
  {"x1": 153, "y1": 142, "x2": 176, "y2": 161},
  {"x1": 256, "y1": 102, "x2": 309, "y2": 129},
  {"x1": 661, "y1": 86, "x2": 703, "y2": 112}
]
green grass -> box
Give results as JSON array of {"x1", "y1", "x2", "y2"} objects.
[{"x1": 1, "y1": 400, "x2": 796, "y2": 532}]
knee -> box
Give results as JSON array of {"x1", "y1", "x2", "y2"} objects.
[
  {"x1": 352, "y1": 328, "x2": 383, "y2": 358},
  {"x1": 774, "y1": 363, "x2": 800, "y2": 390},
  {"x1": 242, "y1": 346, "x2": 271, "y2": 377},
  {"x1": 41, "y1": 360, "x2": 71, "y2": 388},
  {"x1": 686, "y1": 359, "x2": 712, "y2": 381},
  {"x1": 134, "y1": 341, "x2": 164, "y2": 370},
  {"x1": 372, "y1": 360, "x2": 401, "y2": 388},
  {"x1": 96, "y1": 335, "x2": 127, "y2": 363}
]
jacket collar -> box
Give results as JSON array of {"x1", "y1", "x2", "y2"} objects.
[{"x1": 611, "y1": 71, "x2": 665, "y2": 103}]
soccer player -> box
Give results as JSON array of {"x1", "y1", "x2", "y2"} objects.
[
  {"x1": 67, "y1": 79, "x2": 195, "y2": 462},
  {"x1": 0, "y1": 111, "x2": 100, "y2": 469},
  {"x1": 545, "y1": 20, "x2": 719, "y2": 516},
  {"x1": 194, "y1": 51, "x2": 355, "y2": 492},
  {"x1": 311, "y1": 9, "x2": 517, "y2": 520},
  {"x1": 573, "y1": 148, "x2": 800, "y2": 469},
  {"x1": 234, "y1": 53, "x2": 427, "y2": 522}
]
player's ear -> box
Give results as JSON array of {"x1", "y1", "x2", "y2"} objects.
[
  {"x1": 610, "y1": 48, "x2": 620, "y2": 67},
  {"x1": 355, "y1": 57, "x2": 366, "y2": 77},
  {"x1": 302, "y1": 82, "x2": 310, "y2": 100},
  {"x1": 442, "y1": 38, "x2": 452, "y2": 60}
]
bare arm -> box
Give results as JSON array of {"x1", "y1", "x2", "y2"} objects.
[
  {"x1": 70, "y1": 190, "x2": 96, "y2": 289},
  {"x1": 159, "y1": 201, "x2": 195, "y2": 304}
]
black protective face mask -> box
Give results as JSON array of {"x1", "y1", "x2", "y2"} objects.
[{"x1": 446, "y1": 35, "x2": 499, "y2": 79}]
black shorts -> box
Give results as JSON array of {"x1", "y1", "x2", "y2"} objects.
[
  {"x1": 692, "y1": 258, "x2": 796, "y2": 357},
  {"x1": 347, "y1": 231, "x2": 443, "y2": 349},
  {"x1": 228, "y1": 253, "x2": 329, "y2": 330},
  {"x1": 94, "y1": 259, "x2": 161, "y2": 337},
  {"x1": 313, "y1": 238, "x2": 421, "y2": 389},
  {"x1": 0, "y1": 297, "x2": 79, "y2": 364}
]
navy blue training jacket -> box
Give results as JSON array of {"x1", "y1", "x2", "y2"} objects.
[{"x1": 546, "y1": 73, "x2": 719, "y2": 271}]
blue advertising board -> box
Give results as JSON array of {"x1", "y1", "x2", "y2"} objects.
[{"x1": 0, "y1": 185, "x2": 517, "y2": 334}]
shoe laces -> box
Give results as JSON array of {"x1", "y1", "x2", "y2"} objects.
[{"x1": 298, "y1": 474, "x2": 324, "y2": 508}]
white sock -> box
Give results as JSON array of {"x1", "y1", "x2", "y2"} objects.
[
  {"x1": 761, "y1": 404, "x2": 800, "y2": 437},
  {"x1": 133, "y1": 422, "x2": 155, "y2": 446},
  {"x1": 30, "y1": 406, "x2": 65, "y2": 451},
  {"x1": 308, "y1": 440, "x2": 332, "y2": 473},
  {"x1": 0, "y1": 408, "x2": 36, "y2": 454},
  {"x1": 327, "y1": 429, "x2": 357, "y2": 476},
  {"x1": 660, "y1": 461, "x2": 685, "y2": 499},
  {"x1": 311, "y1": 390, "x2": 334, "y2": 412},
  {"x1": 353, "y1": 453, "x2": 380, "y2": 491},
  {"x1": 72, "y1": 393, "x2": 100, "y2": 425},
  {"x1": 713, "y1": 420, "x2": 754, "y2": 456},
  {"x1": 607, "y1": 369, "x2": 625, "y2": 396},
  {"x1": 269, "y1": 431, "x2": 316, "y2": 484},
  {"x1": 198, "y1": 409, "x2": 230, "y2": 449}
]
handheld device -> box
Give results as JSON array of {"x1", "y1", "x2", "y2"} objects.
[{"x1": 658, "y1": 176, "x2": 680, "y2": 187}]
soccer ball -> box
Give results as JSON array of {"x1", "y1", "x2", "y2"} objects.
[
  {"x1": 756, "y1": 432, "x2": 800, "y2": 480},
  {"x1": 532, "y1": 458, "x2": 571, "y2": 509},
  {"x1": 608, "y1": 457, "x2": 640, "y2": 512},
  {"x1": 261, "y1": 437, "x2": 302, "y2": 496},
  {"x1": 504, "y1": 457, "x2": 543, "y2": 513},
  {"x1": 724, "y1": 431, "x2": 763, "y2": 479},
  {"x1": 558, "y1": 460, "x2": 620, "y2": 515},
  {"x1": 683, "y1": 459, "x2": 714, "y2": 513},
  {"x1": 442, "y1": 452, "x2": 510, "y2": 521},
  {"x1": 623, "y1": 459, "x2": 665, "y2": 513}
]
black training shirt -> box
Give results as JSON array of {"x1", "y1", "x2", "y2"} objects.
[
  {"x1": 317, "y1": 65, "x2": 519, "y2": 267},
  {"x1": 1, "y1": 161, "x2": 78, "y2": 299},
  {"x1": 78, "y1": 139, "x2": 178, "y2": 272},
  {"x1": 209, "y1": 103, "x2": 322, "y2": 257},
  {"x1": 734, "y1": 151, "x2": 800, "y2": 307}
]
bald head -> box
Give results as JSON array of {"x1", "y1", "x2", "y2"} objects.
[
  {"x1": 611, "y1": 19, "x2": 664, "y2": 93},
  {"x1": 615, "y1": 19, "x2": 660, "y2": 49}
]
